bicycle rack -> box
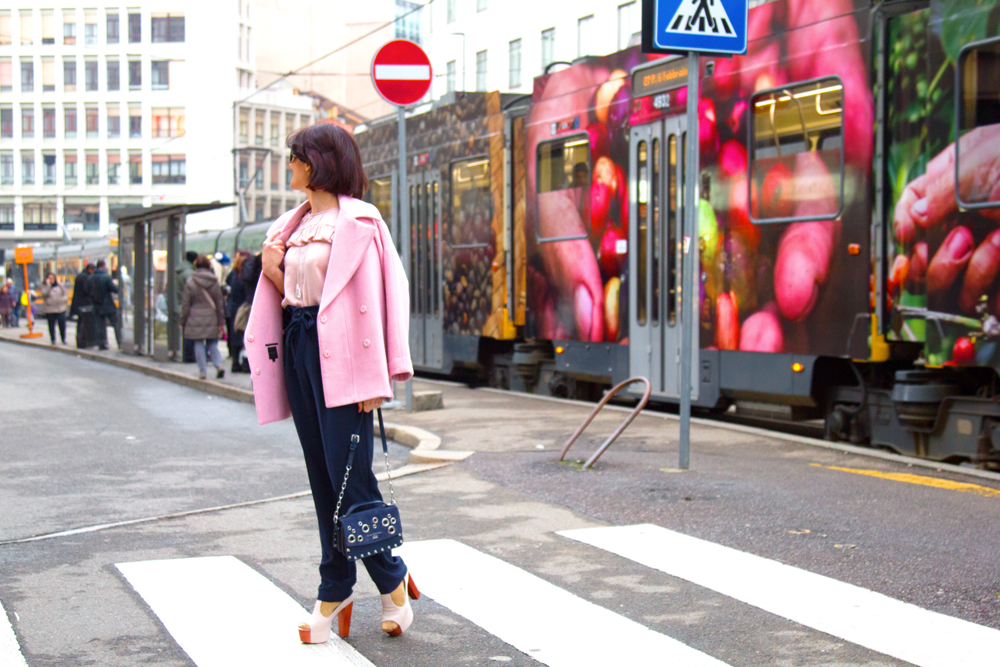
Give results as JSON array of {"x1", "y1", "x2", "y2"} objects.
[{"x1": 557, "y1": 377, "x2": 652, "y2": 471}]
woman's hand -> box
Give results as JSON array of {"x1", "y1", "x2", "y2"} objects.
[
  {"x1": 262, "y1": 239, "x2": 286, "y2": 295},
  {"x1": 358, "y1": 397, "x2": 384, "y2": 413}
]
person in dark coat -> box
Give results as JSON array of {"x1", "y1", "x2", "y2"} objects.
[
  {"x1": 0, "y1": 283, "x2": 14, "y2": 328},
  {"x1": 181, "y1": 255, "x2": 226, "y2": 380},
  {"x1": 70, "y1": 263, "x2": 96, "y2": 348},
  {"x1": 88, "y1": 260, "x2": 120, "y2": 350},
  {"x1": 224, "y1": 250, "x2": 251, "y2": 370},
  {"x1": 178, "y1": 250, "x2": 198, "y2": 363}
]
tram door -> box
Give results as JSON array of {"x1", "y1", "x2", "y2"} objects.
[
  {"x1": 628, "y1": 116, "x2": 698, "y2": 400},
  {"x1": 407, "y1": 172, "x2": 444, "y2": 370}
]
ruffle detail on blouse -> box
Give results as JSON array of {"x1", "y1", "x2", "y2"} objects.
[{"x1": 286, "y1": 220, "x2": 335, "y2": 247}]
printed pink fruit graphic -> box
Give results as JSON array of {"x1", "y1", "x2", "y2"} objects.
[
  {"x1": 761, "y1": 162, "x2": 795, "y2": 219},
  {"x1": 598, "y1": 225, "x2": 627, "y2": 278},
  {"x1": 953, "y1": 337, "x2": 975, "y2": 365},
  {"x1": 699, "y1": 98, "x2": 719, "y2": 154},
  {"x1": 739, "y1": 304, "x2": 784, "y2": 353},
  {"x1": 715, "y1": 291, "x2": 739, "y2": 351}
]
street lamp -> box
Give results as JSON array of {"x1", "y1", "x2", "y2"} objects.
[{"x1": 449, "y1": 32, "x2": 465, "y2": 94}]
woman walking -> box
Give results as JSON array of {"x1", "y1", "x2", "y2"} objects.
[
  {"x1": 0, "y1": 283, "x2": 13, "y2": 328},
  {"x1": 244, "y1": 123, "x2": 415, "y2": 643},
  {"x1": 39, "y1": 273, "x2": 68, "y2": 344},
  {"x1": 180, "y1": 255, "x2": 226, "y2": 380}
]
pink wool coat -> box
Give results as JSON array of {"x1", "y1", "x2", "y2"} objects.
[{"x1": 244, "y1": 196, "x2": 413, "y2": 425}]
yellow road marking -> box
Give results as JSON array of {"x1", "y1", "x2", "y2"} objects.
[{"x1": 809, "y1": 463, "x2": 1000, "y2": 498}]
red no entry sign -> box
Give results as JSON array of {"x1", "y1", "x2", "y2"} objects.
[{"x1": 371, "y1": 40, "x2": 432, "y2": 107}]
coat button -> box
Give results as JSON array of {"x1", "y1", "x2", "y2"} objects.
[
  {"x1": 320, "y1": 315, "x2": 327, "y2": 324},
  {"x1": 254, "y1": 368, "x2": 261, "y2": 375},
  {"x1": 246, "y1": 334, "x2": 254, "y2": 342},
  {"x1": 363, "y1": 339, "x2": 371, "y2": 348},
  {"x1": 323, "y1": 350, "x2": 331, "y2": 358},
  {"x1": 360, "y1": 305, "x2": 367, "y2": 313}
]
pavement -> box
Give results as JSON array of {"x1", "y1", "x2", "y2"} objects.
[{"x1": 3, "y1": 319, "x2": 1000, "y2": 666}]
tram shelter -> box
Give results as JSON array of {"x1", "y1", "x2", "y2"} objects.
[{"x1": 113, "y1": 202, "x2": 233, "y2": 361}]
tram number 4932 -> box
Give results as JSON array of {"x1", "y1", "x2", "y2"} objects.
[{"x1": 652, "y1": 93, "x2": 672, "y2": 110}]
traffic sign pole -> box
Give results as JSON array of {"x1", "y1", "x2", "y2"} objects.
[
  {"x1": 678, "y1": 50, "x2": 699, "y2": 470},
  {"x1": 398, "y1": 104, "x2": 412, "y2": 413},
  {"x1": 14, "y1": 246, "x2": 42, "y2": 339}
]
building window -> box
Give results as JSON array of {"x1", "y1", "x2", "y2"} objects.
[
  {"x1": 239, "y1": 108, "x2": 249, "y2": 142},
  {"x1": 41, "y1": 58, "x2": 55, "y2": 92},
  {"x1": 255, "y1": 110, "x2": 264, "y2": 145},
  {"x1": 63, "y1": 15, "x2": 76, "y2": 45},
  {"x1": 254, "y1": 155, "x2": 264, "y2": 189},
  {"x1": 19, "y1": 11, "x2": 33, "y2": 46},
  {"x1": 151, "y1": 14, "x2": 184, "y2": 42},
  {"x1": 128, "y1": 12, "x2": 140, "y2": 43},
  {"x1": 0, "y1": 153, "x2": 12, "y2": 186},
  {"x1": 270, "y1": 199, "x2": 281, "y2": 219},
  {"x1": 0, "y1": 109, "x2": 12, "y2": 138},
  {"x1": 1, "y1": 12, "x2": 13, "y2": 47},
  {"x1": 618, "y1": 2, "x2": 639, "y2": 50},
  {"x1": 44, "y1": 154, "x2": 56, "y2": 185},
  {"x1": 270, "y1": 157, "x2": 279, "y2": 190},
  {"x1": 106, "y1": 12, "x2": 119, "y2": 44},
  {"x1": 41, "y1": 10, "x2": 55, "y2": 45},
  {"x1": 128, "y1": 108, "x2": 141, "y2": 138},
  {"x1": 447, "y1": 0, "x2": 455, "y2": 23},
  {"x1": 509, "y1": 39, "x2": 521, "y2": 89},
  {"x1": 66, "y1": 203, "x2": 100, "y2": 230},
  {"x1": 64, "y1": 106, "x2": 77, "y2": 138},
  {"x1": 152, "y1": 154, "x2": 185, "y2": 184},
  {"x1": 0, "y1": 204, "x2": 13, "y2": 230},
  {"x1": 152, "y1": 107, "x2": 184, "y2": 138},
  {"x1": 86, "y1": 107, "x2": 98, "y2": 138},
  {"x1": 24, "y1": 203, "x2": 57, "y2": 231},
  {"x1": 238, "y1": 157, "x2": 248, "y2": 188},
  {"x1": 129, "y1": 153, "x2": 142, "y2": 185},
  {"x1": 107, "y1": 153, "x2": 120, "y2": 185},
  {"x1": 128, "y1": 60, "x2": 141, "y2": 89},
  {"x1": 85, "y1": 60, "x2": 98, "y2": 91},
  {"x1": 577, "y1": 15, "x2": 594, "y2": 58},
  {"x1": 21, "y1": 107, "x2": 33, "y2": 138},
  {"x1": 21, "y1": 152, "x2": 34, "y2": 185},
  {"x1": 270, "y1": 114, "x2": 280, "y2": 146},
  {"x1": 85, "y1": 11, "x2": 97, "y2": 45},
  {"x1": 62, "y1": 153, "x2": 76, "y2": 186},
  {"x1": 254, "y1": 198, "x2": 264, "y2": 222},
  {"x1": 151, "y1": 61, "x2": 169, "y2": 90},
  {"x1": 0, "y1": 60, "x2": 10, "y2": 93},
  {"x1": 107, "y1": 60, "x2": 120, "y2": 91},
  {"x1": 300, "y1": 114, "x2": 311, "y2": 129},
  {"x1": 86, "y1": 153, "x2": 99, "y2": 185},
  {"x1": 107, "y1": 105, "x2": 120, "y2": 138},
  {"x1": 43, "y1": 107, "x2": 55, "y2": 138},
  {"x1": 285, "y1": 165, "x2": 293, "y2": 189},
  {"x1": 446, "y1": 60, "x2": 456, "y2": 94},
  {"x1": 475, "y1": 50, "x2": 487, "y2": 92},
  {"x1": 394, "y1": 0, "x2": 421, "y2": 45},
  {"x1": 21, "y1": 60, "x2": 33, "y2": 92},
  {"x1": 64, "y1": 60, "x2": 77, "y2": 92},
  {"x1": 541, "y1": 28, "x2": 555, "y2": 70}
]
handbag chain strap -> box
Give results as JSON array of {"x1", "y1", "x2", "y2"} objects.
[{"x1": 333, "y1": 408, "x2": 394, "y2": 524}]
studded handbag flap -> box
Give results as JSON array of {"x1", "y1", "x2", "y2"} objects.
[{"x1": 333, "y1": 409, "x2": 402, "y2": 561}]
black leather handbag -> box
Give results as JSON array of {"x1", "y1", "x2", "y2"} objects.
[{"x1": 333, "y1": 409, "x2": 402, "y2": 561}]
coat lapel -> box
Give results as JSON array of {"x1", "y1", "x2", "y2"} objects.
[
  {"x1": 270, "y1": 201, "x2": 312, "y2": 245},
  {"x1": 319, "y1": 201, "x2": 377, "y2": 310}
]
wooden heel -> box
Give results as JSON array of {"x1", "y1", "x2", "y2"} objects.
[
  {"x1": 337, "y1": 602, "x2": 353, "y2": 638},
  {"x1": 407, "y1": 575, "x2": 420, "y2": 600}
]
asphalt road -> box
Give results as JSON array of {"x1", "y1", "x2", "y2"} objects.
[{"x1": 2, "y1": 342, "x2": 1000, "y2": 667}]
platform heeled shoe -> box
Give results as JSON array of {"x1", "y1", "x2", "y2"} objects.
[
  {"x1": 298, "y1": 595, "x2": 354, "y2": 643},
  {"x1": 381, "y1": 574, "x2": 420, "y2": 637}
]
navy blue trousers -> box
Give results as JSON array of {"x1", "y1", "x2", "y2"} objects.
[{"x1": 283, "y1": 306, "x2": 407, "y2": 602}]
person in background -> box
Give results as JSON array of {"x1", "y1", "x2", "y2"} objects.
[
  {"x1": 225, "y1": 250, "x2": 251, "y2": 372},
  {"x1": 177, "y1": 250, "x2": 198, "y2": 363},
  {"x1": 7, "y1": 278, "x2": 21, "y2": 327},
  {"x1": 181, "y1": 255, "x2": 226, "y2": 380},
  {"x1": 88, "y1": 260, "x2": 120, "y2": 351},
  {"x1": 70, "y1": 263, "x2": 96, "y2": 348},
  {"x1": 0, "y1": 283, "x2": 13, "y2": 328},
  {"x1": 39, "y1": 272, "x2": 69, "y2": 345}
]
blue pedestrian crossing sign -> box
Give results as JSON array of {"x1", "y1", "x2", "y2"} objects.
[{"x1": 652, "y1": 0, "x2": 748, "y2": 55}]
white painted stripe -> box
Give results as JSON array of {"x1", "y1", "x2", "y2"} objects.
[
  {"x1": 559, "y1": 524, "x2": 1000, "y2": 667},
  {"x1": 117, "y1": 556, "x2": 374, "y2": 667},
  {"x1": 374, "y1": 64, "x2": 431, "y2": 81},
  {"x1": 0, "y1": 599, "x2": 29, "y2": 667},
  {"x1": 396, "y1": 539, "x2": 730, "y2": 667}
]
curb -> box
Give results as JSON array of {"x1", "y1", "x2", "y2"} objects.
[{"x1": 0, "y1": 334, "x2": 465, "y2": 465}]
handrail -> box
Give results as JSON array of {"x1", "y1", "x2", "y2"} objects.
[{"x1": 557, "y1": 377, "x2": 652, "y2": 471}]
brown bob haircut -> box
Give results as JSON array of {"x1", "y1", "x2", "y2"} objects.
[
  {"x1": 287, "y1": 122, "x2": 368, "y2": 198},
  {"x1": 194, "y1": 255, "x2": 212, "y2": 270}
]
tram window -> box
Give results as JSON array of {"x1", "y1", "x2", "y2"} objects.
[
  {"x1": 651, "y1": 137, "x2": 660, "y2": 326},
  {"x1": 667, "y1": 134, "x2": 678, "y2": 327},
  {"x1": 536, "y1": 135, "x2": 590, "y2": 242},
  {"x1": 410, "y1": 184, "x2": 420, "y2": 313},
  {"x1": 449, "y1": 157, "x2": 492, "y2": 248},
  {"x1": 750, "y1": 76, "x2": 844, "y2": 222},
  {"x1": 637, "y1": 140, "x2": 648, "y2": 327},
  {"x1": 958, "y1": 38, "x2": 1000, "y2": 210},
  {"x1": 368, "y1": 174, "x2": 394, "y2": 236},
  {"x1": 432, "y1": 181, "x2": 440, "y2": 316}
]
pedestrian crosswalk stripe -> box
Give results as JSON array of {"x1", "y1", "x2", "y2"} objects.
[
  {"x1": 666, "y1": 0, "x2": 736, "y2": 37},
  {"x1": 0, "y1": 599, "x2": 29, "y2": 667},
  {"x1": 558, "y1": 524, "x2": 1000, "y2": 667},
  {"x1": 117, "y1": 556, "x2": 375, "y2": 667},
  {"x1": 395, "y1": 539, "x2": 731, "y2": 667}
]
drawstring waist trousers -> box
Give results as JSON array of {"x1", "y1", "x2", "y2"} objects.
[{"x1": 283, "y1": 305, "x2": 407, "y2": 602}]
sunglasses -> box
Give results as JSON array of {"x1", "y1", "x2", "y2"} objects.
[{"x1": 289, "y1": 149, "x2": 307, "y2": 164}]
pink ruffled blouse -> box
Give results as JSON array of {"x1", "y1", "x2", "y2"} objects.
[{"x1": 281, "y1": 208, "x2": 337, "y2": 308}]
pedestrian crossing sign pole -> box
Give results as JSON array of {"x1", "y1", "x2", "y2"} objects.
[{"x1": 641, "y1": 0, "x2": 747, "y2": 470}]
